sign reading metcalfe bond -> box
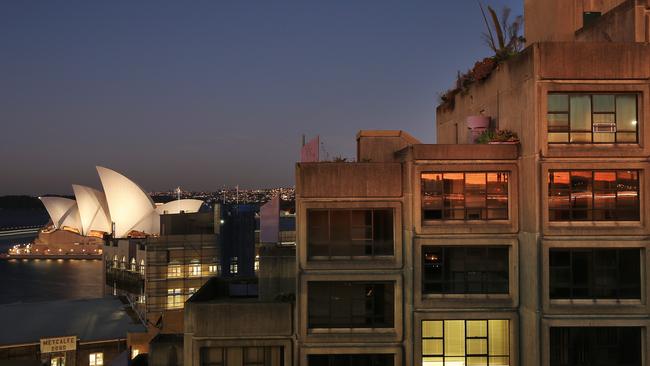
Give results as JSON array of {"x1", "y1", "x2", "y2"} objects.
[{"x1": 40, "y1": 336, "x2": 77, "y2": 353}]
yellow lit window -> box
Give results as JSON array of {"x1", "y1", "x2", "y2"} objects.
[
  {"x1": 208, "y1": 264, "x2": 218, "y2": 274},
  {"x1": 422, "y1": 319, "x2": 509, "y2": 366},
  {"x1": 189, "y1": 262, "x2": 201, "y2": 277},
  {"x1": 89, "y1": 352, "x2": 103, "y2": 366},
  {"x1": 132, "y1": 349, "x2": 140, "y2": 359},
  {"x1": 167, "y1": 264, "x2": 182, "y2": 278},
  {"x1": 167, "y1": 288, "x2": 183, "y2": 309}
]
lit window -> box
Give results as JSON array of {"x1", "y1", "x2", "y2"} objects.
[
  {"x1": 89, "y1": 352, "x2": 103, "y2": 366},
  {"x1": 113, "y1": 255, "x2": 118, "y2": 268},
  {"x1": 422, "y1": 320, "x2": 510, "y2": 366},
  {"x1": 548, "y1": 93, "x2": 638, "y2": 144},
  {"x1": 131, "y1": 349, "x2": 140, "y2": 359},
  {"x1": 139, "y1": 259, "x2": 145, "y2": 275},
  {"x1": 130, "y1": 258, "x2": 136, "y2": 272},
  {"x1": 121, "y1": 256, "x2": 126, "y2": 269},
  {"x1": 167, "y1": 264, "x2": 182, "y2": 278},
  {"x1": 208, "y1": 264, "x2": 218, "y2": 274},
  {"x1": 254, "y1": 255, "x2": 260, "y2": 273},
  {"x1": 51, "y1": 356, "x2": 65, "y2": 366},
  {"x1": 189, "y1": 261, "x2": 201, "y2": 277},
  {"x1": 188, "y1": 287, "x2": 196, "y2": 299},
  {"x1": 548, "y1": 170, "x2": 640, "y2": 221},
  {"x1": 167, "y1": 288, "x2": 183, "y2": 309},
  {"x1": 422, "y1": 172, "x2": 509, "y2": 221},
  {"x1": 230, "y1": 257, "x2": 238, "y2": 275}
]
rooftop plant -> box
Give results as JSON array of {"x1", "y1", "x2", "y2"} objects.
[
  {"x1": 475, "y1": 129, "x2": 519, "y2": 144},
  {"x1": 438, "y1": 3, "x2": 525, "y2": 111}
]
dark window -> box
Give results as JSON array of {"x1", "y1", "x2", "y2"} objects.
[
  {"x1": 422, "y1": 172, "x2": 509, "y2": 221},
  {"x1": 308, "y1": 281, "x2": 394, "y2": 328},
  {"x1": 550, "y1": 327, "x2": 641, "y2": 366},
  {"x1": 548, "y1": 170, "x2": 640, "y2": 221},
  {"x1": 307, "y1": 209, "x2": 393, "y2": 258},
  {"x1": 200, "y1": 347, "x2": 224, "y2": 366},
  {"x1": 243, "y1": 347, "x2": 283, "y2": 366},
  {"x1": 549, "y1": 248, "x2": 641, "y2": 299},
  {"x1": 423, "y1": 247, "x2": 509, "y2": 294},
  {"x1": 308, "y1": 354, "x2": 394, "y2": 366},
  {"x1": 547, "y1": 93, "x2": 639, "y2": 144}
]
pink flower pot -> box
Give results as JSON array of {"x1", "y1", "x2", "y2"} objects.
[{"x1": 466, "y1": 116, "x2": 490, "y2": 144}]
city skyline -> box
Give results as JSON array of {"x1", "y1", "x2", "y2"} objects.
[{"x1": 0, "y1": 0, "x2": 521, "y2": 195}]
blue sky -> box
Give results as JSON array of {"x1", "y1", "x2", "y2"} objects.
[{"x1": 0, "y1": 0, "x2": 523, "y2": 194}]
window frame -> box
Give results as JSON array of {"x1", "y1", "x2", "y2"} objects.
[
  {"x1": 422, "y1": 246, "x2": 510, "y2": 295},
  {"x1": 421, "y1": 319, "x2": 511, "y2": 366},
  {"x1": 307, "y1": 281, "x2": 395, "y2": 329},
  {"x1": 549, "y1": 326, "x2": 642, "y2": 366},
  {"x1": 307, "y1": 208, "x2": 395, "y2": 260},
  {"x1": 547, "y1": 92, "x2": 640, "y2": 144},
  {"x1": 548, "y1": 248, "x2": 642, "y2": 300},
  {"x1": 547, "y1": 169, "x2": 640, "y2": 222},
  {"x1": 421, "y1": 171, "x2": 510, "y2": 222},
  {"x1": 89, "y1": 353, "x2": 103, "y2": 366}
]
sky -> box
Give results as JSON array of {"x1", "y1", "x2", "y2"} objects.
[{"x1": 0, "y1": 0, "x2": 522, "y2": 195}]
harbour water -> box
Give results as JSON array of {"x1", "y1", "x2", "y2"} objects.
[{"x1": 0, "y1": 234, "x2": 103, "y2": 304}]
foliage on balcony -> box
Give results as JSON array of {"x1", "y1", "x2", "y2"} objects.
[{"x1": 475, "y1": 129, "x2": 519, "y2": 144}]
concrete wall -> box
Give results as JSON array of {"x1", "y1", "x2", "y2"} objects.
[
  {"x1": 436, "y1": 33, "x2": 650, "y2": 366},
  {"x1": 525, "y1": 0, "x2": 627, "y2": 43}
]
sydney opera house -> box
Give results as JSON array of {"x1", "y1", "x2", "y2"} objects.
[{"x1": 28, "y1": 167, "x2": 205, "y2": 257}]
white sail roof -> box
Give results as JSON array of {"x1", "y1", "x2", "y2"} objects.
[
  {"x1": 155, "y1": 199, "x2": 204, "y2": 215},
  {"x1": 96, "y1": 166, "x2": 156, "y2": 238},
  {"x1": 39, "y1": 197, "x2": 82, "y2": 233},
  {"x1": 72, "y1": 185, "x2": 112, "y2": 235}
]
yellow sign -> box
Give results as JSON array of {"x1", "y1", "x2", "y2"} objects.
[{"x1": 40, "y1": 336, "x2": 77, "y2": 353}]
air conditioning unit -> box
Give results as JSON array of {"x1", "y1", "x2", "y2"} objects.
[{"x1": 593, "y1": 122, "x2": 616, "y2": 133}]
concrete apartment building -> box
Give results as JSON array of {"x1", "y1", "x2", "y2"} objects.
[{"x1": 295, "y1": 1, "x2": 650, "y2": 365}]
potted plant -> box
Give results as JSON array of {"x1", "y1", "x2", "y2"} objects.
[{"x1": 475, "y1": 129, "x2": 519, "y2": 144}]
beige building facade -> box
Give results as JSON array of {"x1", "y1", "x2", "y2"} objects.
[{"x1": 295, "y1": 1, "x2": 650, "y2": 365}]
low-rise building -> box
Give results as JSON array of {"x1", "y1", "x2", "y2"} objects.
[{"x1": 0, "y1": 297, "x2": 145, "y2": 366}]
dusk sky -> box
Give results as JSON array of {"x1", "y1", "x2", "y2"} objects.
[{"x1": 1, "y1": 0, "x2": 522, "y2": 195}]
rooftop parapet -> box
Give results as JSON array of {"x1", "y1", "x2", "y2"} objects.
[
  {"x1": 396, "y1": 144, "x2": 519, "y2": 161},
  {"x1": 296, "y1": 162, "x2": 403, "y2": 198}
]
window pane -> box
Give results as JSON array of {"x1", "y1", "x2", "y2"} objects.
[
  {"x1": 570, "y1": 95, "x2": 592, "y2": 131},
  {"x1": 548, "y1": 94, "x2": 569, "y2": 112},
  {"x1": 423, "y1": 320, "x2": 443, "y2": 338},
  {"x1": 548, "y1": 132, "x2": 569, "y2": 143},
  {"x1": 466, "y1": 320, "x2": 487, "y2": 337},
  {"x1": 488, "y1": 320, "x2": 509, "y2": 356},
  {"x1": 616, "y1": 94, "x2": 637, "y2": 132},
  {"x1": 467, "y1": 339, "x2": 487, "y2": 355},
  {"x1": 548, "y1": 113, "x2": 569, "y2": 131},
  {"x1": 467, "y1": 357, "x2": 487, "y2": 366},
  {"x1": 593, "y1": 95, "x2": 615, "y2": 112},
  {"x1": 444, "y1": 320, "x2": 466, "y2": 356},
  {"x1": 423, "y1": 339, "x2": 444, "y2": 356}
]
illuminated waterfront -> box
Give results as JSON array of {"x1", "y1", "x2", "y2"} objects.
[{"x1": 0, "y1": 235, "x2": 103, "y2": 304}]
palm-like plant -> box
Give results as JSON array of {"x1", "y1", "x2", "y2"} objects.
[{"x1": 478, "y1": 2, "x2": 525, "y2": 60}]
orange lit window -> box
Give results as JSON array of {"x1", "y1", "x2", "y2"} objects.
[
  {"x1": 548, "y1": 170, "x2": 639, "y2": 221},
  {"x1": 422, "y1": 172, "x2": 509, "y2": 221}
]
